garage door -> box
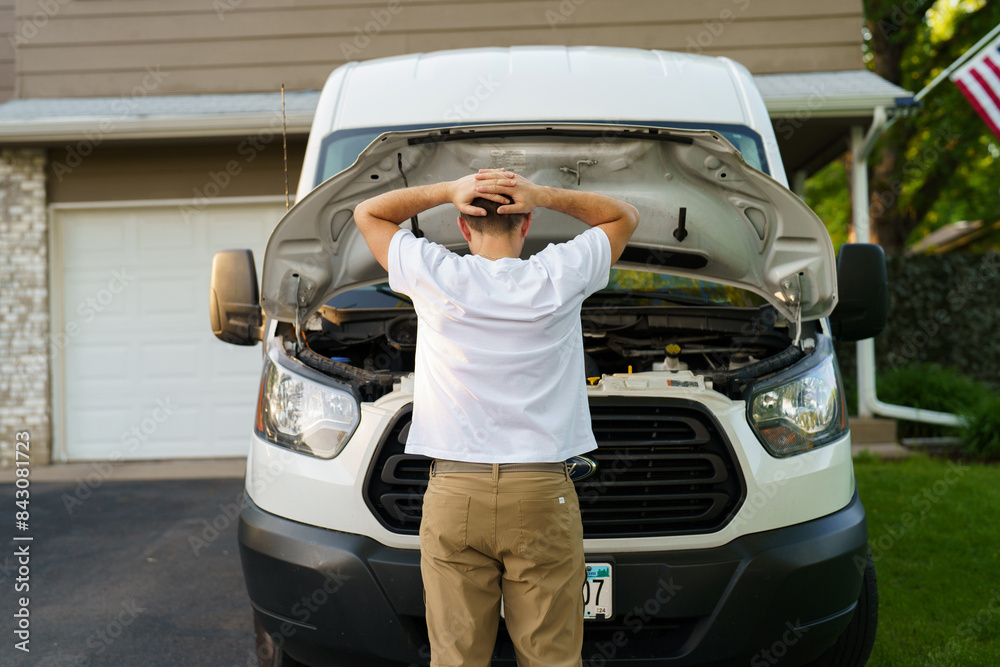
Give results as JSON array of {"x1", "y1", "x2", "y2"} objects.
[{"x1": 54, "y1": 200, "x2": 286, "y2": 461}]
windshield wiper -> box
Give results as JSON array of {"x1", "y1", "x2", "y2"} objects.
[
  {"x1": 374, "y1": 284, "x2": 412, "y2": 305},
  {"x1": 591, "y1": 290, "x2": 716, "y2": 306}
]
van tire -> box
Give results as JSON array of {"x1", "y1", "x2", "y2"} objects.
[
  {"x1": 254, "y1": 613, "x2": 308, "y2": 667},
  {"x1": 803, "y1": 548, "x2": 878, "y2": 667}
]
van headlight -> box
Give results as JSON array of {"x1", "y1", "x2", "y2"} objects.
[
  {"x1": 255, "y1": 352, "x2": 359, "y2": 459},
  {"x1": 749, "y1": 355, "x2": 847, "y2": 457}
]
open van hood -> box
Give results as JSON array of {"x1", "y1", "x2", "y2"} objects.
[{"x1": 261, "y1": 123, "x2": 836, "y2": 324}]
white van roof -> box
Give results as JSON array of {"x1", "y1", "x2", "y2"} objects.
[
  {"x1": 320, "y1": 46, "x2": 761, "y2": 130},
  {"x1": 303, "y1": 46, "x2": 783, "y2": 193}
]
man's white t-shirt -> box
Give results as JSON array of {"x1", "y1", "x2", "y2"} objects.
[{"x1": 387, "y1": 226, "x2": 612, "y2": 463}]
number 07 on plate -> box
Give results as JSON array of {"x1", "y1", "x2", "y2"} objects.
[{"x1": 583, "y1": 562, "x2": 612, "y2": 619}]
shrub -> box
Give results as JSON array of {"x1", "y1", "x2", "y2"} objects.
[
  {"x1": 879, "y1": 253, "x2": 1000, "y2": 393},
  {"x1": 959, "y1": 396, "x2": 1000, "y2": 461},
  {"x1": 834, "y1": 253, "x2": 1000, "y2": 398},
  {"x1": 840, "y1": 366, "x2": 858, "y2": 417},
  {"x1": 876, "y1": 364, "x2": 994, "y2": 438}
]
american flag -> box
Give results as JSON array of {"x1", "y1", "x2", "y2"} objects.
[{"x1": 951, "y1": 34, "x2": 1000, "y2": 138}]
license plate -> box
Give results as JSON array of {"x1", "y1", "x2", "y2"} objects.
[
  {"x1": 500, "y1": 562, "x2": 613, "y2": 620},
  {"x1": 583, "y1": 562, "x2": 612, "y2": 619}
]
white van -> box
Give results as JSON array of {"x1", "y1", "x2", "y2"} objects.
[{"x1": 210, "y1": 46, "x2": 887, "y2": 667}]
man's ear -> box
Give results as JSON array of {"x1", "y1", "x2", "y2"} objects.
[
  {"x1": 457, "y1": 216, "x2": 474, "y2": 243},
  {"x1": 519, "y1": 212, "x2": 532, "y2": 239}
]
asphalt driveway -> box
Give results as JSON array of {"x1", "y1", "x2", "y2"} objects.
[{"x1": 1, "y1": 470, "x2": 255, "y2": 666}]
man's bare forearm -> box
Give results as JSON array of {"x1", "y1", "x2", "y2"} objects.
[
  {"x1": 354, "y1": 182, "x2": 453, "y2": 226},
  {"x1": 535, "y1": 186, "x2": 638, "y2": 229}
]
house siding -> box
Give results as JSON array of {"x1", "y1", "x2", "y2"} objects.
[
  {"x1": 46, "y1": 140, "x2": 307, "y2": 204},
  {"x1": 13, "y1": 0, "x2": 864, "y2": 98},
  {"x1": 0, "y1": 0, "x2": 15, "y2": 102}
]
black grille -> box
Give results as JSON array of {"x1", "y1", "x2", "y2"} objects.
[{"x1": 363, "y1": 399, "x2": 745, "y2": 538}]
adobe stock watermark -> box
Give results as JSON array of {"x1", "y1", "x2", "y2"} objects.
[
  {"x1": 447, "y1": 402, "x2": 516, "y2": 457},
  {"x1": 926, "y1": 589, "x2": 1000, "y2": 666},
  {"x1": 404, "y1": 603, "x2": 477, "y2": 667},
  {"x1": 869, "y1": 119, "x2": 962, "y2": 221},
  {"x1": 442, "y1": 75, "x2": 503, "y2": 122},
  {"x1": 214, "y1": 0, "x2": 244, "y2": 20},
  {"x1": 190, "y1": 491, "x2": 246, "y2": 556},
  {"x1": 50, "y1": 68, "x2": 170, "y2": 182},
  {"x1": 774, "y1": 85, "x2": 832, "y2": 141},
  {"x1": 180, "y1": 115, "x2": 285, "y2": 221},
  {"x1": 547, "y1": 0, "x2": 587, "y2": 29},
  {"x1": 74, "y1": 268, "x2": 136, "y2": 323},
  {"x1": 858, "y1": 460, "x2": 967, "y2": 573},
  {"x1": 520, "y1": 499, "x2": 578, "y2": 565},
  {"x1": 750, "y1": 620, "x2": 809, "y2": 666},
  {"x1": 229, "y1": 568, "x2": 351, "y2": 667},
  {"x1": 729, "y1": 470, "x2": 790, "y2": 530},
  {"x1": 339, "y1": 0, "x2": 410, "y2": 59},
  {"x1": 871, "y1": 0, "x2": 927, "y2": 39},
  {"x1": 683, "y1": 0, "x2": 752, "y2": 58},
  {"x1": 7, "y1": 0, "x2": 72, "y2": 46},
  {"x1": 70, "y1": 599, "x2": 146, "y2": 667},
  {"x1": 583, "y1": 577, "x2": 683, "y2": 666},
  {"x1": 886, "y1": 254, "x2": 999, "y2": 369},
  {"x1": 576, "y1": 451, "x2": 635, "y2": 504},
  {"x1": 15, "y1": 267, "x2": 135, "y2": 382},
  {"x1": 60, "y1": 397, "x2": 178, "y2": 514},
  {"x1": 190, "y1": 448, "x2": 296, "y2": 556}
]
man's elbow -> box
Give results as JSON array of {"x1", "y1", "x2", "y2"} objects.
[
  {"x1": 353, "y1": 202, "x2": 370, "y2": 228},
  {"x1": 624, "y1": 203, "x2": 640, "y2": 233}
]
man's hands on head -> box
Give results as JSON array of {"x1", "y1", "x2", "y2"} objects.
[
  {"x1": 474, "y1": 169, "x2": 639, "y2": 264},
  {"x1": 473, "y1": 169, "x2": 545, "y2": 215},
  {"x1": 353, "y1": 169, "x2": 523, "y2": 270},
  {"x1": 450, "y1": 170, "x2": 514, "y2": 218}
]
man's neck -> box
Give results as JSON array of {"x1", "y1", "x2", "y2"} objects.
[{"x1": 473, "y1": 235, "x2": 522, "y2": 260}]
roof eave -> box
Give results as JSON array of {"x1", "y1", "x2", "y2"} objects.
[
  {"x1": 0, "y1": 111, "x2": 314, "y2": 144},
  {"x1": 764, "y1": 95, "x2": 915, "y2": 118}
]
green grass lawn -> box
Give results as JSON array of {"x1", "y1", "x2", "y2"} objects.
[{"x1": 853, "y1": 455, "x2": 1000, "y2": 666}]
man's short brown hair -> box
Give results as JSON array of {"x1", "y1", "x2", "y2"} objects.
[{"x1": 461, "y1": 196, "x2": 527, "y2": 236}]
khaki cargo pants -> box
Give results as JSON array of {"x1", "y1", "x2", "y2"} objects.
[{"x1": 419, "y1": 460, "x2": 585, "y2": 667}]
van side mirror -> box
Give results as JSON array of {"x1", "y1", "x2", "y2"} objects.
[
  {"x1": 210, "y1": 249, "x2": 264, "y2": 346},
  {"x1": 828, "y1": 243, "x2": 888, "y2": 341}
]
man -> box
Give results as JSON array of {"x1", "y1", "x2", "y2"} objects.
[{"x1": 353, "y1": 168, "x2": 638, "y2": 666}]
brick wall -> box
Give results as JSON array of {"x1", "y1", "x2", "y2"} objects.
[{"x1": 0, "y1": 148, "x2": 50, "y2": 467}]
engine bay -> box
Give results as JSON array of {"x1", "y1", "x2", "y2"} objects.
[{"x1": 290, "y1": 303, "x2": 806, "y2": 402}]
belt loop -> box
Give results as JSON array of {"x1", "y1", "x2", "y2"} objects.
[
  {"x1": 429, "y1": 459, "x2": 436, "y2": 479},
  {"x1": 563, "y1": 461, "x2": 571, "y2": 483},
  {"x1": 492, "y1": 463, "x2": 499, "y2": 482}
]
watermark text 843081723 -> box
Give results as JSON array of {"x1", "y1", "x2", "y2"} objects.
[{"x1": 12, "y1": 431, "x2": 32, "y2": 653}]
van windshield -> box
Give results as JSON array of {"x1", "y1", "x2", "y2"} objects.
[
  {"x1": 588, "y1": 270, "x2": 767, "y2": 307},
  {"x1": 327, "y1": 271, "x2": 765, "y2": 310},
  {"x1": 315, "y1": 121, "x2": 769, "y2": 186}
]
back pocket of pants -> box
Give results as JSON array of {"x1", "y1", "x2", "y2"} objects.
[
  {"x1": 419, "y1": 492, "x2": 470, "y2": 559},
  {"x1": 517, "y1": 498, "x2": 577, "y2": 565}
]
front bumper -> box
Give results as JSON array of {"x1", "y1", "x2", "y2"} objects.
[{"x1": 239, "y1": 489, "x2": 867, "y2": 667}]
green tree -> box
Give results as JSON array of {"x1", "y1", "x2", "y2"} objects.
[
  {"x1": 862, "y1": 0, "x2": 1000, "y2": 253},
  {"x1": 805, "y1": 155, "x2": 850, "y2": 253}
]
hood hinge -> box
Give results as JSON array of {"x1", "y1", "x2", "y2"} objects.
[
  {"x1": 293, "y1": 274, "x2": 305, "y2": 353},
  {"x1": 781, "y1": 273, "x2": 804, "y2": 348}
]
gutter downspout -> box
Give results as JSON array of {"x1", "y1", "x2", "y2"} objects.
[{"x1": 850, "y1": 115, "x2": 960, "y2": 427}]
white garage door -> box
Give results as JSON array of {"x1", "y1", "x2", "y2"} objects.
[{"x1": 54, "y1": 199, "x2": 286, "y2": 461}]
